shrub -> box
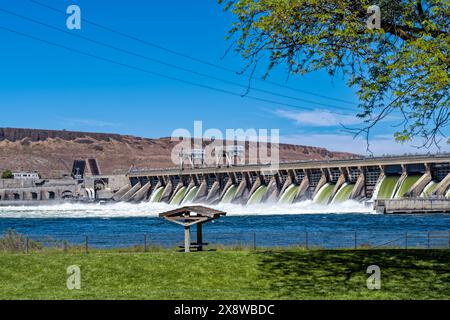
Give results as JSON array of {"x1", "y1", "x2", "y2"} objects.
[
  {"x1": 1, "y1": 169, "x2": 13, "y2": 179},
  {"x1": 0, "y1": 229, "x2": 42, "y2": 252}
]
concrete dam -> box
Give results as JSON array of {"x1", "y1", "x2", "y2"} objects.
[{"x1": 115, "y1": 154, "x2": 450, "y2": 213}]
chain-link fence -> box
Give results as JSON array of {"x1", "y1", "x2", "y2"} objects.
[{"x1": 1, "y1": 229, "x2": 449, "y2": 253}]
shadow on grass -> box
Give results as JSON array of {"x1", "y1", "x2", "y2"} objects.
[{"x1": 254, "y1": 249, "x2": 450, "y2": 299}]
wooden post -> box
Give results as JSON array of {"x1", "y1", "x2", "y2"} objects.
[
  {"x1": 197, "y1": 223, "x2": 203, "y2": 252},
  {"x1": 253, "y1": 232, "x2": 256, "y2": 251},
  {"x1": 144, "y1": 234, "x2": 148, "y2": 252},
  {"x1": 305, "y1": 232, "x2": 308, "y2": 250},
  {"x1": 354, "y1": 231, "x2": 357, "y2": 250},
  {"x1": 184, "y1": 226, "x2": 191, "y2": 253},
  {"x1": 405, "y1": 232, "x2": 408, "y2": 249},
  {"x1": 85, "y1": 236, "x2": 89, "y2": 254},
  {"x1": 26, "y1": 237, "x2": 29, "y2": 254}
]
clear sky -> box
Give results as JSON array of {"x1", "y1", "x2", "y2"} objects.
[{"x1": 0, "y1": 0, "x2": 448, "y2": 155}]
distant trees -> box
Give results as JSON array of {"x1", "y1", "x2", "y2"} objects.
[{"x1": 1, "y1": 170, "x2": 13, "y2": 179}]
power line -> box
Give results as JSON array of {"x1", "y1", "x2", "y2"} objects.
[
  {"x1": 29, "y1": 0, "x2": 359, "y2": 107},
  {"x1": 0, "y1": 7, "x2": 356, "y2": 111},
  {"x1": 0, "y1": 25, "x2": 359, "y2": 114}
]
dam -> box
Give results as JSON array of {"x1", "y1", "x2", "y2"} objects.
[
  {"x1": 113, "y1": 154, "x2": 450, "y2": 212},
  {"x1": 1, "y1": 153, "x2": 449, "y2": 213}
]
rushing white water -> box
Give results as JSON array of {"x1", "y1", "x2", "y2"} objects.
[
  {"x1": 170, "y1": 186, "x2": 187, "y2": 206},
  {"x1": 149, "y1": 187, "x2": 164, "y2": 203},
  {"x1": 421, "y1": 181, "x2": 437, "y2": 198},
  {"x1": 181, "y1": 186, "x2": 199, "y2": 205},
  {"x1": 0, "y1": 200, "x2": 374, "y2": 218},
  {"x1": 220, "y1": 185, "x2": 238, "y2": 204},
  {"x1": 278, "y1": 184, "x2": 299, "y2": 204},
  {"x1": 371, "y1": 176, "x2": 383, "y2": 201},
  {"x1": 247, "y1": 185, "x2": 268, "y2": 205}
]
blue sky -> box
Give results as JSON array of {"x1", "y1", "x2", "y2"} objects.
[{"x1": 0, "y1": 0, "x2": 448, "y2": 155}]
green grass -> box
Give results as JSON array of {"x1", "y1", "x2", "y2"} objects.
[{"x1": 0, "y1": 249, "x2": 448, "y2": 300}]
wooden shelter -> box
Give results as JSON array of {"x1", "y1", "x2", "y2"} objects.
[{"x1": 159, "y1": 206, "x2": 226, "y2": 252}]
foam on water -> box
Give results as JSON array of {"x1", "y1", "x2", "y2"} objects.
[{"x1": 0, "y1": 200, "x2": 374, "y2": 218}]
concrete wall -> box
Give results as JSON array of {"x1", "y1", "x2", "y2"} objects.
[
  {"x1": 375, "y1": 198, "x2": 450, "y2": 214},
  {"x1": 84, "y1": 175, "x2": 128, "y2": 192},
  {"x1": 124, "y1": 157, "x2": 449, "y2": 205},
  {"x1": 0, "y1": 177, "x2": 83, "y2": 203},
  {"x1": 123, "y1": 155, "x2": 449, "y2": 205},
  {"x1": 128, "y1": 154, "x2": 450, "y2": 177},
  {"x1": 0, "y1": 184, "x2": 79, "y2": 202},
  {"x1": 0, "y1": 179, "x2": 36, "y2": 189}
]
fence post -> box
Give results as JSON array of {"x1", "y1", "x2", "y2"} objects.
[
  {"x1": 26, "y1": 237, "x2": 29, "y2": 254},
  {"x1": 354, "y1": 231, "x2": 357, "y2": 250},
  {"x1": 144, "y1": 234, "x2": 148, "y2": 252},
  {"x1": 427, "y1": 231, "x2": 430, "y2": 249},
  {"x1": 448, "y1": 230, "x2": 450, "y2": 248},
  {"x1": 253, "y1": 232, "x2": 256, "y2": 251},
  {"x1": 85, "y1": 236, "x2": 89, "y2": 254},
  {"x1": 405, "y1": 232, "x2": 408, "y2": 249},
  {"x1": 305, "y1": 232, "x2": 308, "y2": 250}
]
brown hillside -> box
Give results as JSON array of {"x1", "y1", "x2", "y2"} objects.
[{"x1": 0, "y1": 128, "x2": 358, "y2": 178}]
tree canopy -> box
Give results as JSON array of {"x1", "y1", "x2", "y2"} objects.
[
  {"x1": 1, "y1": 170, "x2": 13, "y2": 179},
  {"x1": 220, "y1": 0, "x2": 450, "y2": 149}
]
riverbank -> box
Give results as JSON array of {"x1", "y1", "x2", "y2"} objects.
[{"x1": 0, "y1": 249, "x2": 448, "y2": 299}]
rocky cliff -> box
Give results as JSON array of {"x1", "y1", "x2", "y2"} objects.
[{"x1": 0, "y1": 128, "x2": 357, "y2": 178}]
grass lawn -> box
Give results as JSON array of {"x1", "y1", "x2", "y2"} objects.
[{"x1": 0, "y1": 249, "x2": 448, "y2": 300}]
